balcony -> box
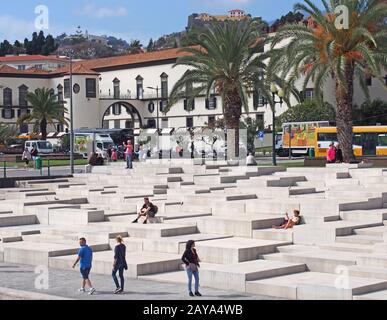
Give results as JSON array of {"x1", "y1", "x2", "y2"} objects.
[{"x1": 99, "y1": 93, "x2": 162, "y2": 101}]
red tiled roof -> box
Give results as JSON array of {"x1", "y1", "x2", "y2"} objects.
[
  {"x1": 0, "y1": 64, "x2": 49, "y2": 75},
  {"x1": 53, "y1": 63, "x2": 100, "y2": 76},
  {"x1": 0, "y1": 55, "x2": 68, "y2": 63}
]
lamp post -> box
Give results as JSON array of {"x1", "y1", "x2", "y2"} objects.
[{"x1": 270, "y1": 83, "x2": 284, "y2": 166}]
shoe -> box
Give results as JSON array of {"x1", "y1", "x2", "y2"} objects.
[
  {"x1": 89, "y1": 288, "x2": 96, "y2": 295},
  {"x1": 143, "y1": 220, "x2": 148, "y2": 224},
  {"x1": 114, "y1": 288, "x2": 121, "y2": 294},
  {"x1": 132, "y1": 220, "x2": 138, "y2": 223},
  {"x1": 195, "y1": 292, "x2": 202, "y2": 297},
  {"x1": 189, "y1": 292, "x2": 194, "y2": 297},
  {"x1": 78, "y1": 288, "x2": 86, "y2": 293}
]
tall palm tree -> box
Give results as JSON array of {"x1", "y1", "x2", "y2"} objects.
[
  {"x1": 128, "y1": 40, "x2": 143, "y2": 54},
  {"x1": 269, "y1": 0, "x2": 387, "y2": 162},
  {"x1": 18, "y1": 88, "x2": 68, "y2": 140},
  {"x1": 165, "y1": 20, "x2": 280, "y2": 158}
]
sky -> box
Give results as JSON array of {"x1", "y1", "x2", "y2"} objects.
[{"x1": 0, "y1": 0, "x2": 302, "y2": 44}]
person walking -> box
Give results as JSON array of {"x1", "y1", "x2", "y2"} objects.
[
  {"x1": 72, "y1": 237, "x2": 96, "y2": 295},
  {"x1": 123, "y1": 140, "x2": 134, "y2": 169},
  {"x1": 182, "y1": 240, "x2": 202, "y2": 297},
  {"x1": 22, "y1": 148, "x2": 32, "y2": 168},
  {"x1": 112, "y1": 235, "x2": 128, "y2": 294}
]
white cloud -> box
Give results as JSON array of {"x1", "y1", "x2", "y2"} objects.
[
  {"x1": 79, "y1": 4, "x2": 128, "y2": 19},
  {"x1": 200, "y1": 0, "x2": 253, "y2": 9}
]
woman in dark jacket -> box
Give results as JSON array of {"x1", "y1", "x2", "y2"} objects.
[
  {"x1": 181, "y1": 240, "x2": 202, "y2": 297},
  {"x1": 112, "y1": 236, "x2": 127, "y2": 294}
]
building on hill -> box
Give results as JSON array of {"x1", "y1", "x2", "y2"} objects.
[
  {"x1": 0, "y1": 55, "x2": 68, "y2": 71},
  {"x1": 187, "y1": 9, "x2": 251, "y2": 30}
]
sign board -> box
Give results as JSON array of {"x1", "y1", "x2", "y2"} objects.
[
  {"x1": 282, "y1": 121, "x2": 329, "y2": 149},
  {"x1": 258, "y1": 131, "x2": 265, "y2": 141}
]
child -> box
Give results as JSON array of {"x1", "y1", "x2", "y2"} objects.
[
  {"x1": 111, "y1": 148, "x2": 118, "y2": 162},
  {"x1": 273, "y1": 210, "x2": 301, "y2": 230}
]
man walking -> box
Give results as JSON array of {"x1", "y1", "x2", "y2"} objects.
[
  {"x1": 123, "y1": 140, "x2": 134, "y2": 169},
  {"x1": 72, "y1": 237, "x2": 96, "y2": 295}
]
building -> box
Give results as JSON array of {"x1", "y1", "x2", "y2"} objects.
[
  {"x1": 0, "y1": 55, "x2": 69, "y2": 71},
  {"x1": 188, "y1": 10, "x2": 250, "y2": 30},
  {"x1": 0, "y1": 44, "x2": 385, "y2": 136}
]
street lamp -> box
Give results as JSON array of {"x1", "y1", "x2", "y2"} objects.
[{"x1": 270, "y1": 83, "x2": 284, "y2": 166}]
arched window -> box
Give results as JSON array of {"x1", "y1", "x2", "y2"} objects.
[
  {"x1": 18, "y1": 85, "x2": 28, "y2": 107},
  {"x1": 57, "y1": 84, "x2": 63, "y2": 101},
  {"x1": 136, "y1": 75, "x2": 143, "y2": 99},
  {"x1": 3, "y1": 88, "x2": 12, "y2": 106},
  {"x1": 113, "y1": 78, "x2": 120, "y2": 99},
  {"x1": 160, "y1": 73, "x2": 168, "y2": 99}
]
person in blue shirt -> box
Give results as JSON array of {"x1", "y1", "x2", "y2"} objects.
[{"x1": 72, "y1": 238, "x2": 96, "y2": 295}]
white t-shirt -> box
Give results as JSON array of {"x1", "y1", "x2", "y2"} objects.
[{"x1": 246, "y1": 155, "x2": 256, "y2": 165}]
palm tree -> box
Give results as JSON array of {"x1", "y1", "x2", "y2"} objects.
[
  {"x1": 128, "y1": 40, "x2": 143, "y2": 54},
  {"x1": 0, "y1": 123, "x2": 18, "y2": 145},
  {"x1": 165, "y1": 20, "x2": 278, "y2": 158},
  {"x1": 18, "y1": 88, "x2": 68, "y2": 140},
  {"x1": 269, "y1": 0, "x2": 387, "y2": 162}
]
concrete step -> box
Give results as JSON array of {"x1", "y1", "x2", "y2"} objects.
[
  {"x1": 246, "y1": 271, "x2": 387, "y2": 300},
  {"x1": 252, "y1": 229, "x2": 294, "y2": 242},
  {"x1": 195, "y1": 237, "x2": 291, "y2": 264},
  {"x1": 357, "y1": 254, "x2": 387, "y2": 268},
  {"x1": 49, "y1": 250, "x2": 182, "y2": 277},
  {"x1": 354, "y1": 289, "x2": 387, "y2": 300},
  {"x1": 340, "y1": 209, "x2": 387, "y2": 222},
  {"x1": 262, "y1": 249, "x2": 359, "y2": 273},
  {"x1": 336, "y1": 235, "x2": 384, "y2": 245},
  {"x1": 348, "y1": 265, "x2": 387, "y2": 280},
  {"x1": 197, "y1": 215, "x2": 284, "y2": 238},
  {"x1": 0, "y1": 214, "x2": 38, "y2": 228},
  {"x1": 319, "y1": 243, "x2": 374, "y2": 254},
  {"x1": 354, "y1": 226, "x2": 387, "y2": 237}
]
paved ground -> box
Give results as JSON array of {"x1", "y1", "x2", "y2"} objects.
[{"x1": 0, "y1": 263, "x2": 277, "y2": 300}]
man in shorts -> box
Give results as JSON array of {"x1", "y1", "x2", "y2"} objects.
[{"x1": 72, "y1": 237, "x2": 96, "y2": 295}]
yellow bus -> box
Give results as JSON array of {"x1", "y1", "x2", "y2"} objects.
[{"x1": 314, "y1": 126, "x2": 387, "y2": 158}]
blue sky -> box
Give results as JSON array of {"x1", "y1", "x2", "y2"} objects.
[{"x1": 0, "y1": 0, "x2": 301, "y2": 43}]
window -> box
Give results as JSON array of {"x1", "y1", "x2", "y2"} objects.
[
  {"x1": 186, "y1": 117, "x2": 194, "y2": 128},
  {"x1": 113, "y1": 78, "x2": 120, "y2": 99},
  {"x1": 184, "y1": 82, "x2": 195, "y2": 111},
  {"x1": 18, "y1": 108, "x2": 29, "y2": 118},
  {"x1": 113, "y1": 104, "x2": 121, "y2": 115},
  {"x1": 148, "y1": 101, "x2": 155, "y2": 113},
  {"x1": 34, "y1": 64, "x2": 43, "y2": 70},
  {"x1": 114, "y1": 120, "x2": 121, "y2": 129},
  {"x1": 64, "y1": 79, "x2": 70, "y2": 99},
  {"x1": 160, "y1": 100, "x2": 168, "y2": 112},
  {"x1": 2, "y1": 108, "x2": 14, "y2": 119},
  {"x1": 160, "y1": 73, "x2": 168, "y2": 99},
  {"x1": 378, "y1": 134, "x2": 387, "y2": 147},
  {"x1": 136, "y1": 75, "x2": 143, "y2": 99},
  {"x1": 3, "y1": 88, "x2": 12, "y2": 106},
  {"x1": 20, "y1": 123, "x2": 28, "y2": 134},
  {"x1": 73, "y1": 84, "x2": 80, "y2": 94},
  {"x1": 205, "y1": 95, "x2": 217, "y2": 110},
  {"x1": 318, "y1": 133, "x2": 337, "y2": 142},
  {"x1": 161, "y1": 118, "x2": 169, "y2": 129},
  {"x1": 256, "y1": 114, "x2": 264, "y2": 130},
  {"x1": 57, "y1": 84, "x2": 63, "y2": 101},
  {"x1": 304, "y1": 89, "x2": 314, "y2": 101},
  {"x1": 366, "y1": 76, "x2": 372, "y2": 86},
  {"x1": 102, "y1": 120, "x2": 109, "y2": 129},
  {"x1": 147, "y1": 119, "x2": 156, "y2": 129},
  {"x1": 19, "y1": 85, "x2": 28, "y2": 107},
  {"x1": 208, "y1": 116, "x2": 215, "y2": 126},
  {"x1": 18, "y1": 65, "x2": 26, "y2": 71},
  {"x1": 253, "y1": 91, "x2": 266, "y2": 109},
  {"x1": 125, "y1": 120, "x2": 133, "y2": 129},
  {"x1": 86, "y1": 78, "x2": 96, "y2": 98}
]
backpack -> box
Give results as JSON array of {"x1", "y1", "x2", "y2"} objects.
[{"x1": 153, "y1": 205, "x2": 158, "y2": 214}]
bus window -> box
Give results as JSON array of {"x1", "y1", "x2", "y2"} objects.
[
  {"x1": 353, "y1": 134, "x2": 362, "y2": 146},
  {"x1": 378, "y1": 134, "x2": 387, "y2": 147},
  {"x1": 317, "y1": 133, "x2": 337, "y2": 142}
]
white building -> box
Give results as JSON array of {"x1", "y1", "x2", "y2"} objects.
[
  {"x1": 0, "y1": 54, "x2": 68, "y2": 71},
  {"x1": 0, "y1": 46, "x2": 385, "y2": 135}
]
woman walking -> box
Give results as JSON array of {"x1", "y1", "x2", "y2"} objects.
[
  {"x1": 22, "y1": 148, "x2": 32, "y2": 168},
  {"x1": 182, "y1": 240, "x2": 202, "y2": 297},
  {"x1": 112, "y1": 236, "x2": 127, "y2": 294}
]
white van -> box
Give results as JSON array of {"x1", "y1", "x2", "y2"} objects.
[{"x1": 25, "y1": 140, "x2": 54, "y2": 154}]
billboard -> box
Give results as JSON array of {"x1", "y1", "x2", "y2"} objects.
[{"x1": 282, "y1": 121, "x2": 329, "y2": 149}]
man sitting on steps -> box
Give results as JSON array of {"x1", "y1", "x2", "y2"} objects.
[{"x1": 132, "y1": 198, "x2": 157, "y2": 224}]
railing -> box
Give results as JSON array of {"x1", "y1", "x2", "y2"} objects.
[
  {"x1": 2, "y1": 159, "x2": 53, "y2": 179},
  {"x1": 99, "y1": 93, "x2": 163, "y2": 100}
]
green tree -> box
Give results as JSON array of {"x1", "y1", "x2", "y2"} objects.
[
  {"x1": 147, "y1": 39, "x2": 155, "y2": 52},
  {"x1": 128, "y1": 40, "x2": 143, "y2": 54},
  {"x1": 276, "y1": 100, "x2": 336, "y2": 127},
  {"x1": 18, "y1": 88, "x2": 68, "y2": 140},
  {"x1": 353, "y1": 99, "x2": 387, "y2": 125},
  {"x1": 0, "y1": 123, "x2": 18, "y2": 145},
  {"x1": 269, "y1": 0, "x2": 387, "y2": 162},
  {"x1": 166, "y1": 20, "x2": 276, "y2": 157}
]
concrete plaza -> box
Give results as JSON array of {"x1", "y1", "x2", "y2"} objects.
[{"x1": 1, "y1": 159, "x2": 387, "y2": 300}]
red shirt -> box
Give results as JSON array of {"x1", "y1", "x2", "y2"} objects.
[{"x1": 125, "y1": 144, "x2": 133, "y2": 155}]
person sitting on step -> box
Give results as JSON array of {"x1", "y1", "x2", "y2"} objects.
[
  {"x1": 132, "y1": 197, "x2": 157, "y2": 224},
  {"x1": 273, "y1": 210, "x2": 301, "y2": 230}
]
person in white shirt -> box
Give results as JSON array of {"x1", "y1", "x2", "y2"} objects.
[
  {"x1": 22, "y1": 148, "x2": 32, "y2": 168},
  {"x1": 246, "y1": 153, "x2": 257, "y2": 166}
]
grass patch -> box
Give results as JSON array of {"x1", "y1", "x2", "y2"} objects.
[{"x1": 4, "y1": 159, "x2": 89, "y2": 168}]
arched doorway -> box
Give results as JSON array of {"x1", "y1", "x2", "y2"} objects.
[{"x1": 101, "y1": 101, "x2": 143, "y2": 129}]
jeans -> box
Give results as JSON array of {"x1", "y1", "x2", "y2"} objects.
[
  {"x1": 112, "y1": 266, "x2": 125, "y2": 290},
  {"x1": 186, "y1": 268, "x2": 199, "y2": 293},
  {"x1": 126, "y1": 154, "x2": 133, "y2": 169}
]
